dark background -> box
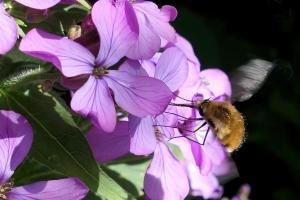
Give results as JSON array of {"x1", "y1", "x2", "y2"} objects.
[{"x1": 154, "y1": 0, "x2": 300, "y2": 199}]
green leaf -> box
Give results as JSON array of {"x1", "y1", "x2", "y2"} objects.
[
  {"x1": 167, "y1": 143, "x2": 184, "y2": 161},
  {"x1": 106, "y1": 160, "x2": 150, "y2": 198},
  {"x1": 12, "y1": 157, "x2": 66, "y2": 186},
  {"x1": 76, "y1": 0, "x2": 92, "y2": 10},
  {"x1": 0, "y1": 62, "x2": 55, "y2": 90},
  {"x1": 0, "y1": 87, "x2": 100, "y2": 191},
  {"x1": 90, "y1": 167, "x2": 134, "y2": 200}
]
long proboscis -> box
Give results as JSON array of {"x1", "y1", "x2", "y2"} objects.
[{"x1": 169, "y1": 102, "x2": 195, "y2": 108}]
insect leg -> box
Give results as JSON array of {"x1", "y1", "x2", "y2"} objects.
[
  {"x1": 193, "y1": 121, "x2": 207, "y2": 133},
  {"x1": 168, "y1": 135, "x2": 203, "y2": 145},
  {"x1": 199, "y1": 126, "x2": 210, "y2": 145},
  {"x1": 164, "y1": 111, "x2": 203, "y2": 121}
]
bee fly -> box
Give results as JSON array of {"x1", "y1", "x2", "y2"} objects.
[
  {"x1": 170, "y1": 59, "x2": 274, "y2": 152},
  {"x1": 171, "y1": 99, "x2": 245, "y2": 152}
]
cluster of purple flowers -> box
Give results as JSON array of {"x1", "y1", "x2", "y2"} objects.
[{"x1": 1, "y1": 0, "x2": 238, "y2": 199}]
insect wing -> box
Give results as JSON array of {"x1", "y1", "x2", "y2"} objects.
[{"x1": 230, "y1": 59, "x2": 274, "y2": 102}]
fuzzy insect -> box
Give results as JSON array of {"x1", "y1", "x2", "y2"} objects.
[
  {"x1": 171, "y1": 59, "x2": 273, "y2": 152},
  {"x1": 197, "y1": 99, "x2": 245, "y2": 152}
]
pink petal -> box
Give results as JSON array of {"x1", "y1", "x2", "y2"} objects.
[
  {"x1": 25, "y1": 8, "x2": 48, "y2": 23},
  {"x1": 0, "y1": 110, "x2": 33, "y2": 183},
  {"x1": 155, "y1": 47, "x2": 188, "y2": 92},
  {"x1": 213, "y1": 158, "x2": 239, "y2": 179},
  {"x1": 170, "y1": 131, "x2": 224, "y2": 199},
  {"x1": 161, "y1": 5, "x2": 177, "y2": 21},
  {"x1": 173, "y1": 70, "x2": 201, "y2": 119},
  {"x1": 166, "y1": 34, "x2": 200, "y2": 67},
  {"x1": 128, "y1": 115, "x2": 156, "y2": 155},
  {"x1": 104, "y1": 70, "x2": 172, "y2": 117},
  {"x1": 0, "y1": 3, "x2": 17, "y2": 55},
  {"x1": 15, "y1": 0, "x2": 60, "y2": 9},
  {"x1": 92, "y1": 0, "x2": 138, "y2": 67},
  {"x1": 19, "y1": 28, "x2": 94, "y2": 77},
  {"x1": 199, "y1": 69, "x2": 232, "y2": 99},
  {"x1": 144, "y1": 143, "x2": 189, "y2": 200},
  {"x1": 192, "y1": 129, "x2": 226, "y2": 175},
  {"x1": 153, "y1": 106, "x2": 178, "y2": 140},
  {"x1": 126, "y1": 10, "x2": 161, "y2": 60},
  {"x1": 60, "y1": 75, "x2": 89, "y2": 91},
  {"x1": 8, "y1": 178, "x2": 88, "y2": 199},
  {"x1": 87, "y1": 121, "x2": 130, "y2": 163},
  {"x1": 119, "y1": 59, "x2": 148, "y2": 76},
  {"x1": 71, "y1": 76, "x2": 116, "y2": 132},
  {"x1": 133, "y1": 1, "x2": 176, "y2": 42},
  {"x1": 191, "y1": 141, "x2": 212, "y2": 175},
  {"x1": 140, "y1": 59, "x2": 156, "y2": 77},
  {"x1": 199, "y1": 131, "x2": 226, "y2": 166},
  {"x1": 180, "y1": 61, "x2": 201, "y2": 89},
  {"x1": 187, "y1": 164, "x2": 223, "y2": 199}
]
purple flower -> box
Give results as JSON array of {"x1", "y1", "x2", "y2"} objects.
[
  {"x1": 126, "y1": 0, "x2": 177, "y2": 59},
  {"x1": 172, "y1": 134, "x2": 227, "y2": 199},
  {"x1": 19, "y1": 0, "x2": 173, "y2": 132},
  {"x1": 87, "y1": 47, "x2": 190, "y2": 199},
  {"x1": 197, "y1": 68, "x2": 232, "y2": 101},
  {"x1": 0, "y1": 110, "x2": 88, "y2": 199},
  {"x1": 126, "y1": 47, "x2": 188, "y2": 155},
  {"x1": 165, "y1": 67, "x2": 233, "y2": 199},
  {"x1": 0, "y1": 0, "x2": 17, "y2": 55},
  {"x1": 174, "y1": 68, "x2": 232, "y2": 174},
  {"x1": 144, "y1": 142, "x2": 189, "y2": 200},
  {"x1": 14, "y1": 0, "x2": 75, "y2": 10},
  {"x1": 87, "y1": 121, "x2": 130, "y2": 163},
  {"x1": 146, "y1": 33, "x2": 202, "y2": 119},
  {"x1": 0, "y1": 0, "x2": 77, "y2": 55}
]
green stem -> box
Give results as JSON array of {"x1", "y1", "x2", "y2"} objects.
[{"x1": 76, "y1": 0, "x2": 92, "y2": 10}]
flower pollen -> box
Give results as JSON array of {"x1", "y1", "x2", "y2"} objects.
[
  {"x1": 200, "y1": 76, "x2": 210, "y2": 86},
  {"x1": 154, "y1": 128, "x2": 162, "y2": 142},
  {"x1": 0, "y1": 181, "x2": 13, "y2": 200},
  {"x1": 92, "y1": 67, "x2": 108, "y2": 78}
]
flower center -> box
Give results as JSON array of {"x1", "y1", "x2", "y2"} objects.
[
  {"x1": 92, "y1": 67, "x2": 108, "y2": 78},
  {"x1": 0, "y1": 181, "x2": 13, "y2": 200},
  {"x1": 128, "y1": 0, "x2": 136, "y2": 3},
  {"x1": 200, "y1": 76, "x2": 210, "y2": 86},
  {"x1": 154, "y1": 128, "x2": 162, "y2": 142},
  {"x1": 3, "y1": 2, "x2": 12, "y2": 12}
]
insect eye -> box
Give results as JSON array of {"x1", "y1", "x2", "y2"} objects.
[
  {"x1": 202, "y1": 98, "x2": 210, "y2": 104},
  {"x1": 199, "y1": 107, "x2": 204, "y2": 116}
]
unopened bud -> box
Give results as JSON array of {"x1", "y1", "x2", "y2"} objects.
[
  {"x1": 25, "y1": 8, "x2": 48, "y2": 23},
  {"x1": 68, "y1": 25, "x2": 82, "y2": 40}
]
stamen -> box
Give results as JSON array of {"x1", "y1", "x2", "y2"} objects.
[
  {"x1": 0, "y1": 181, "x2": 14, "y2": 200},
  {"x1": 200, "y1": 76, "x2": 210, "y2": 85},
  {"x1": 154, "y1": 128, "x2": 162, "y2": 142},
  {"x1": 92, "y1": 67, "x2": 108, "y2": 78}
]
